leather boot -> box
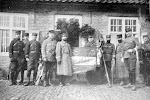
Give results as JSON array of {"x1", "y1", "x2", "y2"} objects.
[
  {"x1": 9, "y1": 72, "x2": 15, "y2": 86},
  {"x1": 43, "y1": 80, "x2": 47, "y2": 87},
  {"x1": 19, "y1": 71, "x2": 24, "y2": 84},
  {"x1": 24, "y1": 77, "x2": 30, "y2": 86}
]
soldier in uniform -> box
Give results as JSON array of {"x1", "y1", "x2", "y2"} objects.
[
  {"x1": 121, "y1": 28, "x2": 139, "y2": 91},
  {"x1": 138, "y1": 35, "x2": 150, "y2": 86},
  {"x1": 115, "y1": 34, "x2": 128, "y2": 85},
  {"x1": 18, "y1": 33, "x2": 29, "y2": 84},
  {"x1": 9, "y1": 31, "x2": 25, "y2": 85},
  {"x1": 24, "y1": 33, "x2": 41, "y2": 86},
  {"x1": 41, "y1": 30, "x2": 57, "y2": 87},
  {"x1": 102, "y1": 35, "x2": 115, "y2": 84}
]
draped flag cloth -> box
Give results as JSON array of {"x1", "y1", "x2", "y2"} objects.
[{"x1": 71, "y1": 47, "x2": 97, "y2": 73}]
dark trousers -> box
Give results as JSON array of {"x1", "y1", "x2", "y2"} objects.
[
  {"x1": 124, "y1": 58, "x2": 136, "y2": 85},
  {"x1": 59, "y1": 75, "x2": 66, "y2": 85},
  {"x1": 43, "y1": 61, "x2": 55, "y2": 83},
  {"x1": 140, "y1": 61, "x2": 150, "y2": 85},
  {"x1": 105, "y1": 61, "x2": 112, "y2": 80},
  {"x1": 9, "y1": 57, "x2": 23, "y2": 84},
  {"x1": 27, "y1": 59, "x2": 39, "y2": 81}
]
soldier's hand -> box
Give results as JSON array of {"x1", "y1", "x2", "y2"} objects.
[
  {"x1": 127, "y1": 49, "x2": 134, "y2": 52},
  {"x1": 121, "y1": 57, "x2": 124, "y2": 62},
  {"x1": 58, "y1": 61, "x2": 61, "y2": 65},
  {"x1": 43, "y1": 58, "x2": 47, "y2": 61},
  {"x1": 26, "y1": 58, "x2": 29, "y2": 61}
]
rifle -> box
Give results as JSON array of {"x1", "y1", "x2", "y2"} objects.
[{"x1": 99, "y1": 48, "x2": 111, "y2": 87}]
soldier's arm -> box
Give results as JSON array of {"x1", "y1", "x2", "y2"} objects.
[
  {"x1": 134, "y1": 37, "x2": 140, "y2": 50},
  {"x1": 41, "y1": 40, "x2": 46, "y2": 59},
  {"x1": 25, "y1": 41, "x2": 30, "y2": 58},
  {"x1": 68, "y1": 44, "x2": 73, "y2": 57},
  {"x1": 9, "y1": 40, "x2": 14, "y2": 58},
  {"x1": 56, "y1": 42, "x2": 62, "y2": 62}
]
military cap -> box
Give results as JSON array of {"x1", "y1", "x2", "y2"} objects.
[
  {"x1": 117, "y1": 34, "x2": 122, "y2": 39},
  {"x1": 62, "y1": 33, "x2": 68, "y2": 37},
  {"x1": 24, "y1": 33, "x2": 29, "y2": 37},
  {"x1": 143, "y1": 35, "x2": 149, "y2": 38},
  {"x1": 106, "y1": 35, "x2": 111, "y2": 38},
  {"x1": 125, "y1": 28, "x2": 132, "y2": 32},
  {"x1": 15, "y1": 31, "x2": 21, "y2": 35},
  {"x1": 32, "y1": 33, "x2": 38, "y2": 36}
]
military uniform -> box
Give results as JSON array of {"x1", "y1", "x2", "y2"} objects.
[
  {"x1": 41, "y1": 37, "x2": 57, "y2": 86},
  {"x1": 9, "y1": 31, "x2": 25, "y2": 85},
  {"x1": 138, "y1": 35, "x2": 150, "y2": 85},
  {"x1": 18, "y1": 33, "x2": 30, "y2": 84},
  {"x1": 102, "y1": 35, "x2": 115, "y2": 80},
  {"x1": 122, "y1": 28, "x2": 139, "y2": 87},
  {"x1": 25, "y1": 33, "x2": 41, "y2": 86}
]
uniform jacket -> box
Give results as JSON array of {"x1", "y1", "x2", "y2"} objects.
[
  {"x1": 9, "y1": 38, "x2": 25, "y2": 59},
  {"x1": 102, "y1": 42, "x2": 115, "y2": 61},
  {"x1": 41, "y1": 38, "x2": 57, "y2": 62},
  {"x1": 122, "y1": 36, "x2": 139, "y2": 58},
  {"x1": 116, "y1": 42, "x2": 123, "y2": 54},
  {"x1": 25, "y1": 40, "x2": 41, "y2": 60}
]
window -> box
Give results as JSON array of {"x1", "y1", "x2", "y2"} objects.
[
  {"x1": 55, "y1": 15, "x2": 82, "y2": 30},
  {"x1": 109, "y1": 17, "x2": 140, "y2": 34},
  {"x1": 0, "y1": 13, "x2": 28, "y2": 56}
]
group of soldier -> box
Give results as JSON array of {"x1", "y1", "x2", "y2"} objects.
[
  {"x1": 8, "y1": 28, "x2": 150, "y2": 91},
  {"x1": 9, "y1": 30, "x2": 72, "y2": 87},
  {"x1": 84, "y1": 28, "x2": 150, "y2": 91}
]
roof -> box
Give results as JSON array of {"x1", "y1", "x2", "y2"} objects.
[{"x1": 25, "y1": 0, "x2": 147, "y2": 4}]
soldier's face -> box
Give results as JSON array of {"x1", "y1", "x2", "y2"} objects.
[
  {"x1": 32, "y1": 36, "x2": 37, "y2": 40},
  {"x1": 106, "y1": 38, "x2": 111, "y2": 41},
  {"x1": 88, "y1": 37, "x2": 94, "y2": 42},
  {"x1": 49, "y1": 33, "x2": 55, "y2": 39},
  {"x1": 143, "y1": 37, "x2": 149, "y2": 43},
  {"x1": 126, "y1": 32, "x2": 132, "y2": 37},
  {"x1": 16, "y1": 34, "x2": 20, "y2": 39},
  {"x1": 24, "y1": 36, "x2": 29, "y2": 40}
]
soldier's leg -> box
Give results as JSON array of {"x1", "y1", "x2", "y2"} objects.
[
  {"x1": 105, "y1": 61, "x2": 111, "y2": 81},
  {"x1": 32, "y1": 60, "x2": 39, "y2": 84},
  {"x1": 24, "y1": 59, "x2": 33, "y2": 86},
  {"x1": 19, "y1": 60, "x2": 27, "y2": 83},
  {"x1": 9, "y1": 62, "x2": 17, "y2": 85},
  {"x1": 129, "y1": 58, "x2": 137, "y2": 91},
  {"x1": 43, "y1": 61, "x2": 48, "y2": 87},
  {"x1": 124, "y1": 58, "x2": 132, "y2": 88}
]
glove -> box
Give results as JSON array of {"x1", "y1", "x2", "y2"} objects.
[
  {"x1": 58, "y1": 61, "x2": 61, "y2": 65},
  {"x1": 26, "y1": 58, "x2": 29, "y2": 61},
  {"x1": 43, "y1": 58, "x2": 47, "y2": 61},
  {"x1": 121, "y1": 57, "x2": 124, "y2": 63}
]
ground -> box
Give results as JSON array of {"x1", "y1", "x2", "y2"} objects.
[{"x1": 0, "y1": 80, "x2": 150, "y2": 100}]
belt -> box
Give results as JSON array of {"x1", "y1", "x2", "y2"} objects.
[{"x1": 30, "y1": 51, "x2": 36, "y2": 53}]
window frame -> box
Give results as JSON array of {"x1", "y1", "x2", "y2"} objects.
[
  {"x1": 108, "y1": 17, "x2": 140, "y2": 35},
  {"x1": 0, "y1": 12, "x2": 28, "y2": 56}
]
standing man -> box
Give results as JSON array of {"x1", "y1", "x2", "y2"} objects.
[
  {"x1": 115, "y1": 34, "x2": 128, "y2": 85},
  {"x1": 41, "y1": 30, "x2": 57, "y2": 87},
  {"x1": 139, "y1": 35, "x2": 150, "y2": 86},
  {"x1": 24, "y1": 33, "x2": 41, "y2": 86},
  {"x1": 9, "y1": 31, "x2": 25, "y2": 85},
  {"x1": 121, "y1": 28, "x2": 139, "y2": 91},
  {"x1": 85, "y1": 35, "x2": 96, "y2": 48},
  {"x1": 18, "y1": 33, "x2": 30, "y2": 84},
  {"x1": 102, "y1": 35, "x2": 115, "y2": 84}
]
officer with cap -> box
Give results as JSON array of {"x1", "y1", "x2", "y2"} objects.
[
  {"x1": 41, "y1": 30, "x2": 57, "y2": 87},
  {"x1": 138, "y1": 35, "x2": 150, "y2": 86},
  {"x1": 9, "y1": 31, "x2": 25, "y2": 85},
  {"x1": 115, "y1": 34, "x2": 127, "y2": 86},
  {"x1": 102, "y1": 35, "x2": 115, "y2": 84},
  {"x1": 121, "y1": 28, "x2": 140, "y2": 91},
  {"x1": 18, "y1": 33, "x2": 30, "y2": 84},
  {"x1": 24, "y1": 33, "x2": 41, "y2": 86}
]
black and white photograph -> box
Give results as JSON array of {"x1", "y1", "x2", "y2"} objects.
[{"x1": 0, "y1": 0, "x2": 150, "y2": 100}]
